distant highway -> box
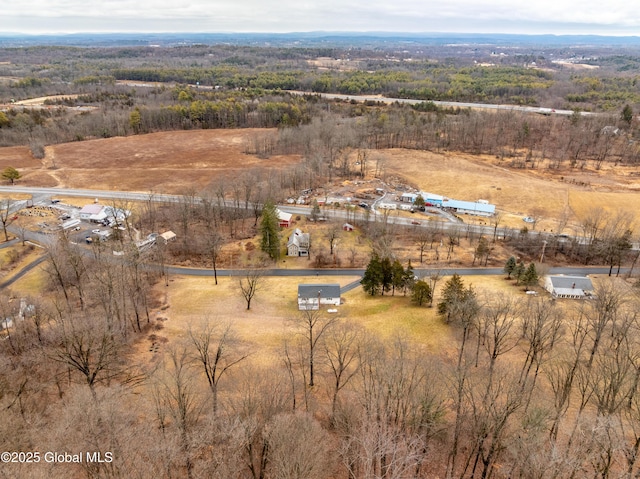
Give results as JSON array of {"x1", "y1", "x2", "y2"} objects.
[
  {"x1": 114, "y1": 80, "x2": 600, "y2": 118},
  {"x1": 287, "y1": 91, "x2": 600, "y2": 117}
]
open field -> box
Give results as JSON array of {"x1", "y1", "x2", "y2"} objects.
[
  {"x1": 384, "y1": 149, "x2": 640, "y2": 232},
  {"x1": 130, "y1": 272, "x2": 532, "y2": 367},
  {"x1": 1, "y1": 129, "x2": 301, "y2": 193},
  {"x1": 1, "y1": 129, "x2": 640, "y2": 234}
]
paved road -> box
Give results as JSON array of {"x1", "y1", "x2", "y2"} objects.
[
  {"x1": 287, "y1": 91, "x2": 601, "y2": 117},
  {"x1": 116, "y1": 80, "x2": 599, "y2": 118},
  {"x1": 0, "y1": 254, "x2": 48, "y2": 289},
  {"x1": 163, "y1": 266, "x2": 623, "y2": 278}
]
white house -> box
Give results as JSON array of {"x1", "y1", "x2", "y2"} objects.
[
  {"x1": 79, "y1": 204, "x2": 131, "y2": 223},
  {"x1": 545, "y1": 275, "x2": 594, "y2": 299},
  {"x1": 378, "y1": 203, "x2": 397, "y2": 210},
  {"x1": 298, "y1": 284, "x2": 341, "y2": 310},
  {"x1": 287, "y1": 228, "x2": 310, "y2": 256}
]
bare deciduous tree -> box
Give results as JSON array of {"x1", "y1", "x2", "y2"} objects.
[
  {"x1": 189, "y1": 319, "x2": 249, "y2": 415},
  {"x1": 238, "y1": 269, "x2": 264, "y2": 310}
]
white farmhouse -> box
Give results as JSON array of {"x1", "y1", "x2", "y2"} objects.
[{"x1": 287, "y1": 228, "x2": 310, "y2": 257}]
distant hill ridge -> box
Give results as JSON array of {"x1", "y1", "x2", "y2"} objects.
[{"x1": 0, "y1": 32, "x2": 639, "y2": 48}]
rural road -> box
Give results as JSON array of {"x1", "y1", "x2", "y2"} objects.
[
  {"x1": 0, "y1": 186, "x2": 623, "y2": 291},
  {"x1": 0, "y1": 185, "x2": 601, "y2": 247}
]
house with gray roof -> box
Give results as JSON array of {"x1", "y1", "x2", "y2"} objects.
[
  {"x1": 298, "y1": 284, "x2": 341, "y2": 310},
  {"x1": 544, "y1": 275, "x2": 594, "y2": 299}
]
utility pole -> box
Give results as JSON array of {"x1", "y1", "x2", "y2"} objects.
[{"x1": 540, "y1": 240, "x2": 548, "y2": 263}]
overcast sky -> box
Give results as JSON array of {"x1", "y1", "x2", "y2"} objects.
[{"x1": 3, "y1": 0, "x2": 640, "y2": 36}]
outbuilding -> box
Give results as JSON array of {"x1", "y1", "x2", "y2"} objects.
[
  {"x1": 276, "y1": 208, "x2": 293, "y2": 228},
  {"x1": 441, "y1": 199, "x2": 495, "y2": 217}
]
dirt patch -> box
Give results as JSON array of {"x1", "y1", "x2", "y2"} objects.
[{"x1": 14, "y1": 94, "x2": 80, "y2": 106}]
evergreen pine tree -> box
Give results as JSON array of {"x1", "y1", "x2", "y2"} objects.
[
  {"x1": 412, "y1": 280, "x2": 432, "y2": 306},
  {"x1": 522, "y1": 263, "x2": 539, "y2": 290},
  {"x1": 504, "y1": 256, "x2": 517, "y2": 279},
  {"x1": 260, "y1": 200, "x2": 280, "y2": 260},
  {"x1": 403, "y1": 260, "x2": 415, "y2": 296},
  {"x1": 361, "y1": 254, "x2": 383, "y2": 296},
  {"x1": 391, "y1": 259, "x2": 405, "y2": 296},
  {"x1": 380, "y1": 256, "x2": 393, "y2": 295}
]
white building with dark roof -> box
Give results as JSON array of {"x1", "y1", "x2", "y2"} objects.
[{"x1": 297, "y1": 284, "x2": 341, "y2": 310}]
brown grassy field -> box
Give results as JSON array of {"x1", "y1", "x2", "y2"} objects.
[
  {"x1": 132, "y1": 271, "x2": 529, "y2": 366},
  {"x1": 2, "y1": 128, "x2": 640, "y2": 233},
  {"x1": 383, "y1": 149, "x2": 640, "y2": 232},
  {"x1": 2, "y1": 129, "x2": 301, "y2": 193}
]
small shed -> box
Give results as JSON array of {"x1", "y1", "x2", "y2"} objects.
[
  {"x1": 159, "y1": 231, "x2": 177, "y2": 244},
  {"x1": 298, "y1": 284, "x2": 341, "y2": 310},
  {"x1": 545, "y1": 275, "x2": 594, "y2": 299}
]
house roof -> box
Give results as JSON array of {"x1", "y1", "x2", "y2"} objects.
[
  {"x1": 419, "y1": 192, "x2": 444, "y2": 201},
  {"x1": 442, "y1": 199, "x2": 495, "y2": 214},
  {"x1": 80, "y1": 204, "x2": 104, "y2": 215},
  {"x1": 548, "y1": 275, "x2": 594, "y2": 293},
  {"x1": 277, "y1": 208, "x2": 292, "y2": 222},
  {"x1": 160, "y1": 231, "x2": 176, "y2": 242},
  {"x1": 288, "y1": 229, "x2": 308, "y2": 247},
  {"x1": 298, "y1": 284, "x2": 341, "y2": 300}
]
